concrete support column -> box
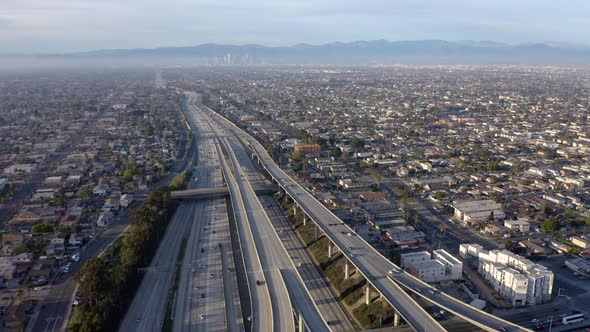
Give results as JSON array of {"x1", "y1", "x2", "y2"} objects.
[
  {"x1": 365, "y1": 285, "x2": 371, "y2": 305},
  {"x1": 345, "y1": 260, "x2": 350, "y2": 279},
  {"x1": 393, "y1": 311, "x2": 400, "y2": 327},
  {"x1": 314, "y1": 224, "x2": 319, "y2": 241},
  {"x1": 299, "y1": 312, "x2": 304, "y2": 332},
  {"x1": 303, "y1": 214, "x2": 307, "y2": 226},
  {"x1": 328, "y1": 241, "x2": 333, "y2": 258}
]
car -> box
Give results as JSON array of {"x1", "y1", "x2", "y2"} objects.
[
  {"x1": 298, "y1": 263, "x2": 303, "y2": 267},
  {"x1": 414, "y1": 287, "x2": 422, "y2": 292},
  {"x1": 209, "y1": 274, "x2": 214, "y2": 278},
  {"x1": 72, "y1": 299, "x2": 82, "y2": 307},
  {"x1": 497, "y1": 328, "x2": 508, "y2": 332},
  {"x1": 346, "y1": 232, "x2": 353, "y2": 237},
  {"x1": 428, "y1": 289, "x2": 437, "y2": 295},
  {"x1": 200, "y1": 314, "x2": 205, "y2": 320},
  {"x1": 370, "y1": 276, "x2": 376, "y2": 280},
  {"x1": 256, "y1": 280, "x2": 263, "y2": 286},
  {"x1": 433, "y1": 313, "x2": 441, "y2": 318},
  {"x1": 192, "y1": 268, "x2": 196, "y2": 273},
  {"x1": 389, "y1": 268, "x2": 400, "y2": 274},
  {"x1": 188, "y1": 264, "x2": 192, "y2": 268}
]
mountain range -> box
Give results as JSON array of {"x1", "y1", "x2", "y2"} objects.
[{"x1": 5, "y1": 40, "x2": 590, "y2": 66}]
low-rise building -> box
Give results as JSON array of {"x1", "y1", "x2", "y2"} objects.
[
  {"x1": 401, "y1": 249, "x2": 463, "y2": 283},
  {"x1": 570, "y1": 236, "x2": 590, "y2": 249},
  {"x1": 463, "y1": 244, "x2": 553, "y2": 306},
  {"x1": 452, "y1": 199, "x2": 505, "y2": 224},
  {"x1": 504, "y1": 218, "x2": 530, "y2": 233}
]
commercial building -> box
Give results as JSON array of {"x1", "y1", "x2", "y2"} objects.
[
  {"x1": 401, "y1": 249, "x2": 463, "y2": 283},
  {"x1": 462, "y1": 244, "x2": 553, "y2": 306},
  {"x1": 452, "y1": 199, "x2": 505, "y2": 224}
]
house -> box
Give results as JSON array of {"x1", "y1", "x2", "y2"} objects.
[
  {"x1": 93, "y1": 184, "x2": 110, "y2": 196},
  {"x1": 46, "y1": 234, "x2": 65, "y2": 255},
  {"x1": 69, "y1": 233, "x2": 83, "y2": 247},
  {"x1": 485, "y1": 224, "x2": 509, "y2": 236},
  {"x1": 97, "y1": 211, "x2": 114, "y2": 227},
  {"x1": 120, "y1": 194, "x2": 134, "y2": 208}
]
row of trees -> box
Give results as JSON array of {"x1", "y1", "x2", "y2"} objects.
[{"x1": 71, "y1": 186, "x2": 177, "y2": 332}]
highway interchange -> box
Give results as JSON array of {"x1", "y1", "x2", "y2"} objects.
[{"x1": 116, "y1": 90, "x2": 532, "y2": 332}]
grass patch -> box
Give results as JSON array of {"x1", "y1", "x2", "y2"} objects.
[{"x1": 276, "y1": 193, "x2": 392, "y2": 329}]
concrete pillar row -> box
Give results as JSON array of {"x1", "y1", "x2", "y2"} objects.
[
  {"x1": 365, "y1": 284, "x2": 371, "y2": 305},
  {"x1": 345, "y1": 260, "x2": 350, "y2": 279}
]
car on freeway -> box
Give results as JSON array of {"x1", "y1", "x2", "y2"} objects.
[
  {"x1": 389, "y1": 268, "x2": 400, "y2": 274},
  {"x1": 414, "y1": 287, "x2": 422, "y2": 292}
]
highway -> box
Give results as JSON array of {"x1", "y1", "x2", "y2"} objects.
[
  {"x1": 119, "y1": 95, "x2": 224, "y2": 332},
  {"x1": 222, "y1": 126, "x2": 354, "y2": 331},
  {"x1": 172, "y1": 97, "x2": 242, "y2": 332},
  {"x1": 187, "y1": 94, "x2": 331, "y2": 331},
  {"x1": 200, "y1": 98, "x2": 531, "y2": 332}
]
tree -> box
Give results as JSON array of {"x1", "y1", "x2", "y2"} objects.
[
  {"x1": 541, "y1": 219, "x2": 559, "y2": 232},
  {"x1": 32, "y1": 223, "x2": 54, "y2": 234},
  {"x1": 541, "y1": 204, "x2": 552, "y2": 218},
  {"x1": 350, "y1": 137, "x2": 365, "y2": 151},
  {"x1": 12, "y1": 243, "x2": 27, "y2": 255},
  {"x1": 329, "y1": 147, "x2": 342, "y2": 158},
  {"x1": 432, "y1": 191, "x2": 445, "y2": 200},
  {"x1": 77, "y1": 186, "x2": 93, "y2": 202},
  {"x1": 53, "y1": 195, "x2": 65, "y2": 207}
]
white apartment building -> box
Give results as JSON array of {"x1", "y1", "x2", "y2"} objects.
[
  {"x1": 409, "y1": 260, "x2": 446, "y2": 283},
  {"x1": 401, "y1": 249, "x2": 463, "y2": 283},
  {"x1": 459, "y1": 243, "x2": 484, "y2": 258},
  {"x1": 463, "y1": 244, "x2": 553, "y2": 306},
  {"x1": 400, "y1": 251, "x2": 431, "y2": 268},
  {"x1": 453, "y1": 200, "x2": 505, "y2": 224},
  {"x1": 504, "y1": 219, "x2": 530, "y2": 233},
  {"x1": 433, "y1": 249, "x2": 463, "y2": 280}
]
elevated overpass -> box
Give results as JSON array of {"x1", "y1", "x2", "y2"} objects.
[
  {"x1": 202, "y1": 104, "x2": 531, "y2": 332},
  {"x1": 170, "y1": 184, "x2": 278, "y2": 200}
]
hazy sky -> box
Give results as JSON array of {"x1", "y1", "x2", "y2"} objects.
[{"x1": 1, "y1": 0, "x2": 589, "y2": 53}]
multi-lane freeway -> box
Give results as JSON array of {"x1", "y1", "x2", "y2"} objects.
[{"x1": 199, "y1": 94, "x2": 531, "y2": 332}]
